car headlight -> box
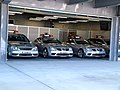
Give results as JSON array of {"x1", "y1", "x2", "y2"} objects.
[
  {"x1": 69, "y1": 48, "x2": 73, "y2": 51},
  {"x1": 50, "y1": 47, "x2": 56, "y2": 51},
  {"x1": 86, "y1": 48, "x2": 92, "y2": 51},
  {"x1": 102, "y1": 48, "x2": 105, "y2": 52},
  {"x1": 11, "y1": 46, "x2": 19, "y2": 51},
  {"x1": 32, "y1": 47, "x2": 38, "y2": 51}
]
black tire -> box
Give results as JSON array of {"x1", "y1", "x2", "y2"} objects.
[
  {"x1": 77, "y1": 49, "x2": 84, "y2": 58},
  {"x1": 42, "y1": 48, "x2": 48, "y2": 58}
]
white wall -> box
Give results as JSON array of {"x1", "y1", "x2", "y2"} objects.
[{"x1": 9, "y1": 24, "x2": 110, "y2": 42}]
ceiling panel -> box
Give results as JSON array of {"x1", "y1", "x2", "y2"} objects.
[{"x1": 95, "y1": 0, "x2": 120, "y2": 8}]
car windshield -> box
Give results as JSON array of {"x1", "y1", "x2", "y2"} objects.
[
  {"x1": 75, "y1": 39, "x2": 88, "y2": 44},
  {"x1": 8, "y1": 34, "x2": 30, "y2": 42},
  {"x1": 88, "y1": 39, "x2": 105, "y2": 45},
  {"x1": 43, "y1": 38, "x2": 62, "y2": 44}
]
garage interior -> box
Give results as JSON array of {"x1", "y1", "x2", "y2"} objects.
[
  {"x1": 8, "y1": 6, "x2": 111, "y2": 42},
  {"x1": 0, "y1": 0, "x2": 120, "y2": 61},
  {"x1": 1, "y1": 1, "x2": 120, "y2": 90}
]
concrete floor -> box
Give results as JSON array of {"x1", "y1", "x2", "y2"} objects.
[{"x1": 1, "y1": 57, "x2": 120, "y2": 90}]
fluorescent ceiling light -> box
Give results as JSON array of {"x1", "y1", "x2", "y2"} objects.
[
  {"x1": 36, "y1": 17, "x2": 48, "y2": 20},
  {"x1": 29, "y1": 17, "x2": 49, "y2": 21},
  {"x1": 89, "y1": 19, "x2": 100, "y2": 21},
  {"x1": 76, "y1": 20, "x2": 88, "y2": 22},
  {"x1": 59, "y1": 21, "x2": 69, "y2": 23},
  {"x1": 9, "y1": 13, "x2": 15, "y2": 15},
  {"x1": 44, "y1": 16, "x2": 58, "y2": 19},
  {"x1": 88, "y1": 17, "x2": 100, "y2": 21},
  {"x1": 99, "y1": 18, "x2": 111, "y2": 21},
  {"x1": 66, "y1": 21, "x2": 77, "y2": 23},
  {"x1": 76, "y1": 16, "x2": 90, "y2": 19},
  {"x1": 54, "y1": 16, "x2": 67, "y2": 18},
  {"x1": 29, "y1": 18, "x2": 41, "y2": 21},
  {"x1": 59, "y1": 19, "x2": 88, "y2": 23},
  {"x1": 9, "y1": 11, "x2": 23, "y2": 14}
]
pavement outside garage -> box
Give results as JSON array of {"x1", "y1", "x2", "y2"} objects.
[{"x1": 0, "y1": 57, "x2": 120, "y2": 90}]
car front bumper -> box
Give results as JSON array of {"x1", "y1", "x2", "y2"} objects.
[
  {"x1": 9, "y1": 50, "x2": 39, "y2": 57},
  {"x1": 85, "y1": 51, "x2": 106, "y2": 57},
  {"x1": 49, "y1": 51, "x2": 73, "y2": 57}
]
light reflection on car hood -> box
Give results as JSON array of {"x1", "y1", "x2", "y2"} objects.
[
  {"x1": 47, "y1": 43, "x2": 68, "y2": 47},
  {"x1": 92, "y1": 44, "x2": 109, "y2": 49},
  {"x1": 8, "y1": 41, "x2": 33, "y2": 47},
  {"x1": 77, "y1": 44, "x2": 101, "y2": 48}
]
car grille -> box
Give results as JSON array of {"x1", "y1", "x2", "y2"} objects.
[
  {"x1": 57, "y1": 53, "x2": 70, "y2": 55},
  {"x1": 93, "y1": 54, "x2": 105, "y2": 55},
  {"x1": 19, "y1": 54, "x2": 32, "y2": 56},
  {"x1": 56, "y1": 48, "x2": 69, "y2": 51},
  {"x1": 19, "y1": 48, "x2": 32, "y2": 50}
]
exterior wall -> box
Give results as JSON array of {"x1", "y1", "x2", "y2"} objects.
[
  {"x1": 0, "y1": 3, "x2": 10, "y2": 62},
  {"x1": 9, "y1": 24, "x2": 110, "y2": 42}
]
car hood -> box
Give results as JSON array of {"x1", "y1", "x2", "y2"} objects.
[
  {"x1": 47, "y1": 43, "x2": 69, "y2": 48},
  {"x1": 92, "y1": 44, "x2": 109, "y2": 49},
  {"x1": 85, "y1": 45, "x2": 98, "y2": 48},
  {"x1": 8, "y1": 41, "x2": 33, "y2": 47},
  {"x1": 77, "y1": 44, "x2": 100, "y2": 48}
]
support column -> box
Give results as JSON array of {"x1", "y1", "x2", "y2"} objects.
[
  {"x1": 109, "y1": 17, "x2": 120, "y2": 61},
  {"x1": 0, "y1": 0, "x2": 11, "y2": 63}
]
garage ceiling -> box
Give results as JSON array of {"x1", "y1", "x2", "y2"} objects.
[
  {"x1": 10, "y1": 0, "x2": 120, "y2": 7},
  {"x1": 9, "y1": 5, "x2": 111, "y2": 24},
  {"x1": 9, "y1": 0, "x2": 118, "y2": 24}
]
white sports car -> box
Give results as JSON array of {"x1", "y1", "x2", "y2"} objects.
[
  {"x1": 67, "y1": 38, "x2": 106, "y2": 58},
  {"x1": 34, "y1": 34, "x2": 73, "y2": 58}
]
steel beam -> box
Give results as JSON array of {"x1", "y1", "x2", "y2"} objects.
[
  {"x1": 95, "y1": 0, "x2": 120, "y2": 8},
  {"x1": 0, "y1": 0, "x2": 11, "y2": 62},
  {"x1": 0, "y1": 4, "x2": 8, "y2": 62},
  {"x1": 109, "y1": 17, "x2": 120, "y2": 61}
]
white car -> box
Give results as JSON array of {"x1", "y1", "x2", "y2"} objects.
[
  {"x1": 67, "y1": 39, "x2": 106, "y2": 58},
  {"x1": 7, "y1": 34, "x2": 39, "y2": 58},
  {"x1": 34, "y1": 34, "x2": 73, "y2": 58}
]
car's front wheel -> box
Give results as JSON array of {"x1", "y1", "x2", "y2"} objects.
[
  {"x1": 42, "y1": 48, "x2": 48, "y2": 58},
  {"x1": 77, "y1": 49, "x2": 84, "y2": 58}
]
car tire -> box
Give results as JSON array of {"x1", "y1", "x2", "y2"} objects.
[
  {"x1": 77, "y1": 49, "x2": 84, "y2": 58},
  {"x1": 42, "y1": 48, "x2": 48, "y2": 58}
]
